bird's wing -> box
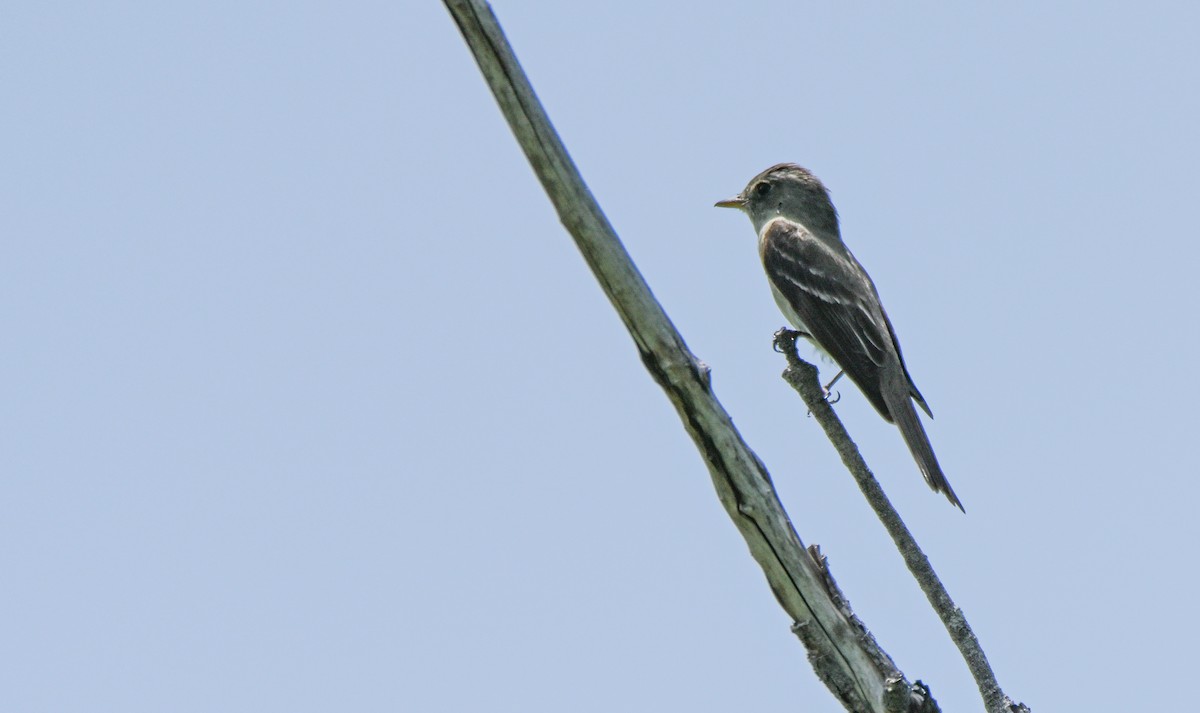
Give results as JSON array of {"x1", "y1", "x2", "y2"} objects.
[
  {"x1": 760, "y1": 218, "x2": 895, "y2": 420},
  {"x1": 882, "y1": 307, "x2": 934, "y2": 418}
]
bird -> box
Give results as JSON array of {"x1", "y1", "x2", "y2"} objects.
[{"x1": 716, "y1": 163, "x2": 963, "y2": 511}]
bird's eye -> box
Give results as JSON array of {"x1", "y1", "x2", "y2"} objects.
[{"x1": 753, "y1": 182, "x2": 770, "y2": 197}]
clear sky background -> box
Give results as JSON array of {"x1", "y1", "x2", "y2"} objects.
[{"x1": 4, "y1": 2, "x2": 1198, "y2": 711}]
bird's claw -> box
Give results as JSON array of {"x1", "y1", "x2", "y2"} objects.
[
  {"x1": 805, "y1": 391, "x2": 840, "y2": 417},
  {"x1": 772, "y1": 328, "x2": 802, "y2": 354}
]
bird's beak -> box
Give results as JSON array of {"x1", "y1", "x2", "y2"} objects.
[{"x1": 714, "y1": 195, "x2": 746, "y2": 210}]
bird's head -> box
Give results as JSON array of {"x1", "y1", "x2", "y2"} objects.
[{"x1": 716, "y1": 163, "x2": 840, "y2": 238}]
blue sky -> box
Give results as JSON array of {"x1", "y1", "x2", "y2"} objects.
[{"x1": 4, "y1": 2, "x2": 1198, "y2": 711}]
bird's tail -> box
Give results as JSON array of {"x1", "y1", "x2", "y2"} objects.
[{"x1": 882, "y1": 376, "x2": 964, "y2": 512}]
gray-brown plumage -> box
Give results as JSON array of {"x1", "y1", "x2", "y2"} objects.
[{"x1": 717, "y1": 163, "x2": 963, "y2": 511}]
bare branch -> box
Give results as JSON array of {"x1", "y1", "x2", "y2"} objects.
[
  {"x1": 441, "y1": 2, "x2": 1019, "y2": 711},
  {"x1": 774, "y1": 332, "x2": 1030, "y2": 713}
]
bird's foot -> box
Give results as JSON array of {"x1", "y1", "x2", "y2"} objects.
[
  {"x1": 772, "y1": 328, "x2": 808, "y2": 354},
  {"x1": 823, "y1": 370, "x2": 844, "y2": 403},
  {"x1": 805, "y1": 370, "x2": 843, "y2": 416}
]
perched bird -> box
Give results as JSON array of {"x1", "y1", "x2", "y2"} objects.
[{"x1": 716, "y1": 163, "x2": 963, "y2": 511}]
